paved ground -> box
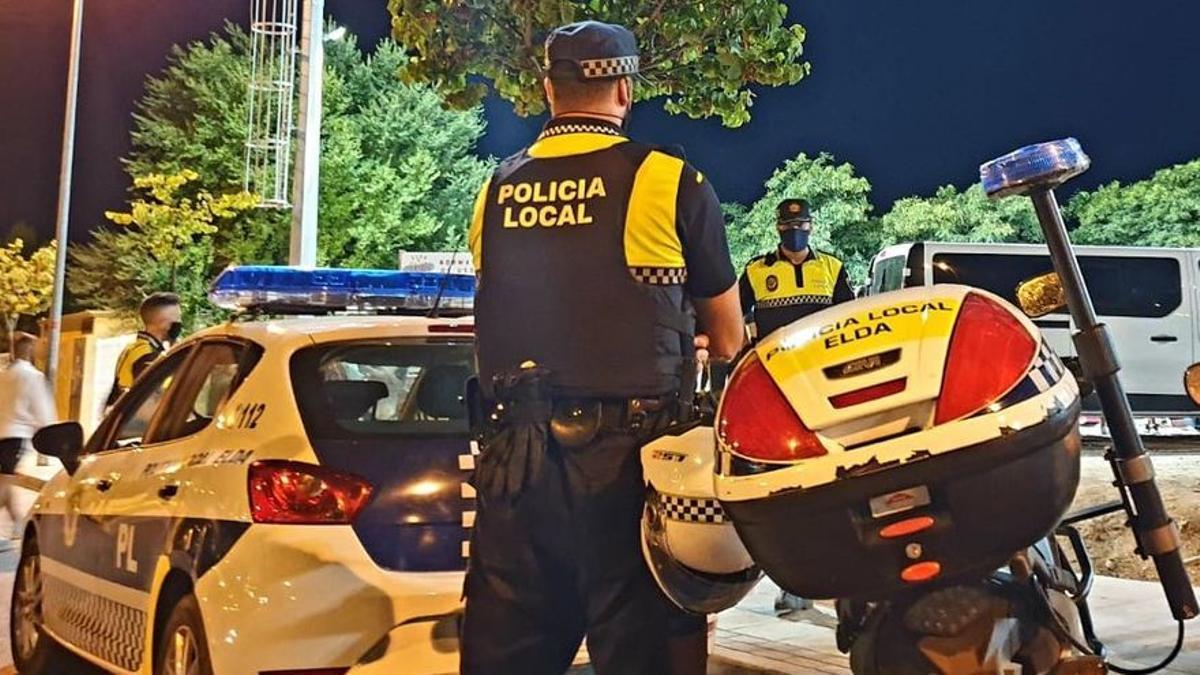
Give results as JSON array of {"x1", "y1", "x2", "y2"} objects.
[{"x1": 711, "y1": 575, "x2": 1200, "y2": 675}]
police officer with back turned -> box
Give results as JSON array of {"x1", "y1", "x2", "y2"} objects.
[
  {"x1": 740, "y1": 199, "x2": 855, "y2": 341},
  {"x1": 464, "y1": 20, "x2": 744, "y2": 675}
]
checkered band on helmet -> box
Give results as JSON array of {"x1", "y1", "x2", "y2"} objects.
[
  {"x1": 579, "y1": 55, "x2": 640, "y2": 79},
  {"x1": 659, "y1": 493, "x2": 727, "y2": 524}
]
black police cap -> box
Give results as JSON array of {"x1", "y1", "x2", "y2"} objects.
[
  {"x1": 777, "y1": 199, "x2": 812, "y2": 224},
  {"x1": 544, "y1": 21, "x2": 640, "y2": 80}
]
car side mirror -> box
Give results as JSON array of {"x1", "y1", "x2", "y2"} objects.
[
  {"x1": 33, "y1": 421, "x2": 84, "y2": 475},
  {"x1": 1186, "y1": 363, "x2": 1200, "y2": 406},
  {"x1": 1015, "y1": 272, "x2": 1067, "y2": 318}
]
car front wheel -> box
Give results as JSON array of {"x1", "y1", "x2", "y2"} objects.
[
  {"x1": 157, "y1": 594, "x2": 214, "y2": 675},
  {"x1": 10, "y1": 534, "x2": 73, "y2": 673}
]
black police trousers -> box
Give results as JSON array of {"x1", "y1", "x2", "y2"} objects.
[{"x1": 460, "y1": 427, "x2": 705, "y2": 674}]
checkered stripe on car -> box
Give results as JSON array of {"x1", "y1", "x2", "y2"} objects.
[
  {"x1": 1029, "y1": 342, "x2": 1067, "y2": 392},
  {"x1": 757, "y1": 294, "x2": 832, "y2": 309},
  {"x1": 659, "y1": 494, "x2": 727, "y2": 523},
  {"x1": 630, "y1": 266, "x2": 688, "y2": 285},
  {"x1": 42, "y1": 574, "x2": 145, "y2": 672},
  {"x1": 579, "y1": 55, "x2": 639, "y2": 79}
]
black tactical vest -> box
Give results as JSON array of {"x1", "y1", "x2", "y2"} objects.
[{"x1": 476, "y1": 142, "x2": 693, "y2": 398}]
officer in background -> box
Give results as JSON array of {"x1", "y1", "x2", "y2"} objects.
[
  {"x1": 464, "y1": 20, "x2": 743, "y2": 675},
  {"x1": 739, "y1": 199, "x2": 855, "y2": 341},
  {"x1": 106, "y1": 292, "x2": 182, "y2": 407}
]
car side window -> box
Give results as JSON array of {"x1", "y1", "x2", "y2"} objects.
[
  {"x1": 869, "y1": 256, "x2": 906, "y2": 295},
  {"x1": 148, "y1": 340, "x2": 260, "y2": 445},
  {"x1": 106, "y1": 347, "x2": 193, "y2": 450}
]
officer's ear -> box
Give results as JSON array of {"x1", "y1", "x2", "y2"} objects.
[
  {"x1": 543, "y1": 77, "x2": 556, "y2": 111},
  {"x1": 616, "y1": 77, "x2": 632, "y2": 108}
]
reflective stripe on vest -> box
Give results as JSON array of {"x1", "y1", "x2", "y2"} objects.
[{"x1": 745, "y1": 253, "x2": 843, "y2": 337}]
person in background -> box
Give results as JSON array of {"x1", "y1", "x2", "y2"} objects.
[
  {"x1": 0, "y1": 332, "x2": 56, "y2": 539},
  {"x1": 106, "y1": 292, "x2": 183, "y2": 407},
  {"x1": 739, "y1": 199, "x2": 855, "y2": 341}
]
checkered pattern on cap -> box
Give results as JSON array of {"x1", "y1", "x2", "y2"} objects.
[
  {"x1": 659, "y1": 493, "x2": 727, "y2": 523},
  {"x1": 579, "y1": 55, "x2": 640, "y2": 79},
  {"x1": 43, "y1": 575, "x2": 146, "y2": 671},
  {"x1": 758, "y1": 294, "x2": 832, "y2": 309},
  {"x1": 630, "y1": 266, "x2": 688, "y2": 285}
]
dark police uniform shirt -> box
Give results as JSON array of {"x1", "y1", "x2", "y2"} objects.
[
  {"x1": 469, "y1": 116, "x2": 735, "y2": 397},
  {"x1": 739, "y1": 248, "x2": 855, "y2": 339}
]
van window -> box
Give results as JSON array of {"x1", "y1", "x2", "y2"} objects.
[
  {"x1": 869, "y1": 256, "x2": 907, "y2": 294},
  {"x1": 930, "y1": 253, "x2": 1181, "y2": 318}
]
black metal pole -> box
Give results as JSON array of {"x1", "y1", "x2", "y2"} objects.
[{"x1": 1030, "y1": 190, "x2": 1197, "y2": 621}]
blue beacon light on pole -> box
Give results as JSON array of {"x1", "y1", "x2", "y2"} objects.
[{"x1": 981, "y1": 138, "x2": 1198, "y2": 622}]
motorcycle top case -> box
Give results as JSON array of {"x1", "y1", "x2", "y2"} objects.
[{"x1": 714, "y1": 284, "x2": 1082, "y2": 601}]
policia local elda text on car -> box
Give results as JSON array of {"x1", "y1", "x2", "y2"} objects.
[
  {"x1": 463, "y1": 20, "x2": 743, "y2": 675},
  {"x1": 739, "y1": 199, "x2": 855, "y2": 341}
]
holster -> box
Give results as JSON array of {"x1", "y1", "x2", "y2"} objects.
[{"x1": 469, "y1": 365, "x2": 553, "y2": 505}]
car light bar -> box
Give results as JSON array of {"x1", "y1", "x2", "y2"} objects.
[
  {"x1": 209, "y1": 266, "x2": 475, "y2": 313},
  {"x1": 980, "y1": 138, "x2": 1090, "y2": 199}
]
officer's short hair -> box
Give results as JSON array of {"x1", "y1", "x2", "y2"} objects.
[
  {"x1": 139, "y1": 292, "x2": 181, "y2": 323},
  {"x1": 546, "y1": 66, "x2": 626, "y2": 109},
  {"x1": 12, "y1": 332, "x2": 37, "y2": 360}
]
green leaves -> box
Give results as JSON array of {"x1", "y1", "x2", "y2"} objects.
[
  {"x1": 878, "y1": 184, "x2": 1042, "y2": 247},
  {"x1": 388, "y1": 0, "x2": 809, "y2": 127},
  {"x1": 725, "y1": 153, "x2": 876, "y2": 281},
  {"x1": 1066, "y1": 159, "x2": 1200, "y2": 247},
  {"x1": 77, "y1": 23, "x2": 493, "y2": 324}
]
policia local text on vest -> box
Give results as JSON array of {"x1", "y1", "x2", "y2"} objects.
[
  {"x1": 739, "y1": 199, "x2": 855, "y2": 340},
  {"x1": 463, "y1": 20, "x2": 743, "y2": 675}
]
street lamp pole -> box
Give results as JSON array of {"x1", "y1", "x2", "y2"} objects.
[
  {"x1": 46, "y1": 0, "x2": 85, "y2": 391},
  {"x1": 289, "y1": 0, "x2": 324, "y2": 266}
]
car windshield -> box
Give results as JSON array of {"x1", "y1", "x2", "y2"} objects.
[{"x1": 291, "y1": 339, "x2": 474, "y2": 439}]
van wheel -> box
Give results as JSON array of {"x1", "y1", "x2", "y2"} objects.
[
  {"x1": 157, "y1": 594, "x2": 213, "y2": 675},
  {"x1": 10, "y1": 534, "x2": 73, "y2": 673}
]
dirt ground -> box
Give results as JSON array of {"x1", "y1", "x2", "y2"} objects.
[{"x1": 1072, "y1": 453, "x2": 1200, "y2": 581}]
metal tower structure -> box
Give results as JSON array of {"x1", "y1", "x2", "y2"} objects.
[
  {"x1": 244, "y1": 0, "x2": 324, "y2": 266},
  {"x1": 244, "y1": 0, "x2": 298, "y2": 210}
]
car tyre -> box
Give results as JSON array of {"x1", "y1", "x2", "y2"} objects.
[
  {"x1": 10, "y1": 534, "x2": 74, "y2": 674},
  {"x1": 157, "y1": 594, "x2": 214, "y2": 675}
]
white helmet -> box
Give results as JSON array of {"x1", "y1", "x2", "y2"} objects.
[{"x1": 641, "y1": 424, "x2": 762, "y2": 615}]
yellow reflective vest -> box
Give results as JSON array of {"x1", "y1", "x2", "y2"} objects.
[{"x1": 739, "y1": 249, "x2": 854, "y2": 339}]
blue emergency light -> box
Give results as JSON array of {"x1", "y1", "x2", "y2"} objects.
[
  {"x1": 980, "y1": 138, "x2": 1090, "y2": 199},
  {"x1": 208, "y1": 266, "x2": 475, "y2": 313}
]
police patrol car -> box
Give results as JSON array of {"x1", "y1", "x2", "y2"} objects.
[{"x1": 12, "y1": 267, "x2": 526, "y2": 675}]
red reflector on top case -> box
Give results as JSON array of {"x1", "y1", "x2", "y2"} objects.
[
  {"x1": 901, "y1": 561, "x2": 942, "y2": 583},
  {"x1": 829, "y1": 377, "x2": 907, "y2": 409},
  {"x1": 719, "y1": 352, "x2": 826, "y2": 462},
  {"x1": 879, "y1": 516, "x2": 935, "y2": 539}
]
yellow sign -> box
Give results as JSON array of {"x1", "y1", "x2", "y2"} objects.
[{"x1": 498, "y1": 177, "x2": 607, "y2": 228}]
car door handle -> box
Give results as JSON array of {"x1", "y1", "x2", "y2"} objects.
[
  {"x1": 158, "y1": 484, "x2": 180, "y2": 500},
  {"x1": 1150, "y1": 335, "x2": 1178, "y2": 343},
  {"x1": 95, "y1": 478, "x2": 113, "y2": 492}
]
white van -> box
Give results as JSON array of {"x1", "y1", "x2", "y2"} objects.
[{"x1": 866, "y1": 242, "x2": 1199, "y2": 414}]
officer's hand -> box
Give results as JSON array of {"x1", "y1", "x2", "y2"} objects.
[{"x1": 694, "y1": 334, "x2": 710, "y2": 372}]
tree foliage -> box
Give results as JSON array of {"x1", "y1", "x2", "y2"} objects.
[
  {"x1": 124, "y1": 24, "x2": 492, "y2": 270},
  {"x1": 1066, "y1": 159, "x2": 1200, "y2": 247},
  {"x1": 388, "y1": 0, "x2": 809, "y2": 127},
  {"x1": 878, "y1": 184, "x2": 1042, "y2": 248},
  {"x1": 0, "y1": 238, "x2": 56, "y2": 349},
  {"x1": 70, "y1": 171, "x2": 256, "y2": 328},
  {"x1": 725, "y1": 153, "x2": 877, "y2": 281}
]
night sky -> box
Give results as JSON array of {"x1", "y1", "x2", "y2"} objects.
[{"x1": 3, "y1": 1, "x2": 1200, "y2": 246}]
